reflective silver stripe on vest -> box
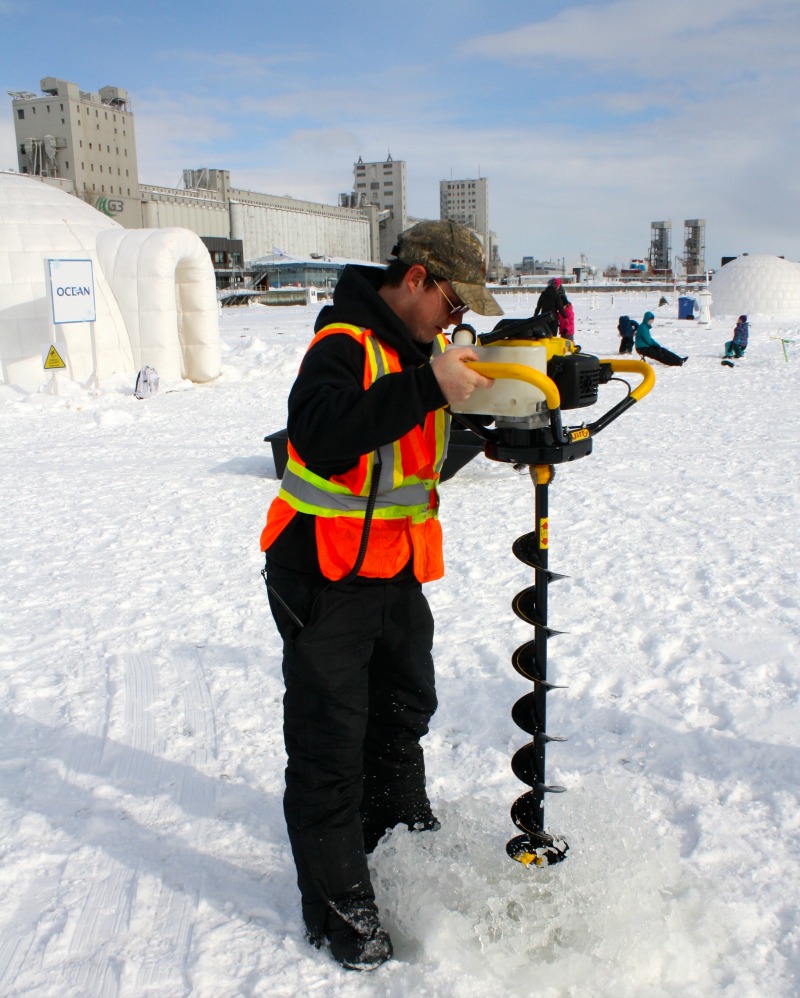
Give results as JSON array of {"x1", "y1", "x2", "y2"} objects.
[
  {"x1": 278, "y1": 328, "x2": 447, "y2": 513},
  {"x1": 280, "y1": 462, "x2": 430, "y2": 512}
]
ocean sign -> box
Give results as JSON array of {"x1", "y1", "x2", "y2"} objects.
[{"x1": 48, "y1": 258, "x2": 97, "y2": 324}]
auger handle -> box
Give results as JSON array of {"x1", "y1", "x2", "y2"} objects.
[
  {"x1": 465, "y1": 361, "x2": 561, "y2": 411},
  {"x1": 601, "y1": 358, "x2": 655, "y2": 402},
  {"x1": 465, "y1": 357, "x2": 655, "y2": 441},
  {"x1": 585, "y1": 358, "x2": 655, "y2": 435},
  {"x1": 465, "y1": 361, "x2": 570, "y2": 443},
  {"x1": 466, "y1": 357, "x2": 655, "y2": 406}
]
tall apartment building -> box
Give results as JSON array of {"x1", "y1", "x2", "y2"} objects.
[
  {"x1": 439, "y1": 177, "x2": 500, "y2": 277},
  {"x1": 352, "y1": 155, "x2": 407, "y2": 263},
  {"x1": 9, "y1": 77, "x2": 141, "y2": 227}
]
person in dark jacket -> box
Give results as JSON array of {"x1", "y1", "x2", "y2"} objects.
[
  {"x1": 617, "y1": 315, "x2": 636, "y2": 354},
  {"x1": 635, "y1": 310, "x2": 687, "y2": 366},
  {"x1": 724, "y1": 315, "x2": 749, "y2": 359},
  {"x1": 533, "y1": 276, "x2": 569, "y2": 322},
  {"x1": 260, "y1": 220, "x2": 501, "y2": 971}
]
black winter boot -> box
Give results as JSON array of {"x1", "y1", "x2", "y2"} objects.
[
  {"x1": 326, "y1": 895, "x2": 393, "y2": 971},
  {"x1": 362, "y1": 802, "x2": 441, "y2": 854}
]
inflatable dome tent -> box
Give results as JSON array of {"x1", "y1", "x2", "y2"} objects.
[
  {"x1": 0, "y1": 172, "x2": 220, "y2": 393},
  {"x1": 710, "y1": 254, "x2": 800, "y2": 318}
]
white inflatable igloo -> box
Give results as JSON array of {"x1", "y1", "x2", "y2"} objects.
[
  {"x1": 0, "y1": 172, "x2": 133, "y2": 391},
  {"x1": 0, "y1": 172, "x2": 220, "y2": 393},
  {"x1": 710, "y1": 254, "x2": 800, "y2": 318},
  {"x1": 95, "y1": 227, "x2": 221, "y2": 383}
]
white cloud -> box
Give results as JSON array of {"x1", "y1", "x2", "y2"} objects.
[
  {"x1": 462, "y1": 0, "x2": 799, "y2": 78},
  {"x1": 160, "y1": 48, "x2": 310, "y2": 81}
]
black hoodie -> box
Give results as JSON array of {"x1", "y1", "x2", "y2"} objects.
[{"x1": 266, "y1": 264, "x2": 448, "y2": 575}]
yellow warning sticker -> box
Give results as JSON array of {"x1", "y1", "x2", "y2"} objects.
[
  {"x1": 44, "y1": 345, "x2": 66, "y2": 370},
  {"x1": 540, "y1": 517, "x2": 549, "y2": 548}
]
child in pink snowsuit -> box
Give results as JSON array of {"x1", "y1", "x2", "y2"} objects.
[{"x1": 558, "y1": 302, "x2": 575, "y2": 341}]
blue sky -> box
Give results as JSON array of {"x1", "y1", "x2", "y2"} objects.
[{"x1": 2, "y1": 0, "x2": 799, "y2": 269}]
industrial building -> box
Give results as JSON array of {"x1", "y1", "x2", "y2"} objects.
[
  {"x1": 649, "y1": 220, "x2": 672, "y2": 277},
  {"x1": 8, "y1": 78, "x2": 381, "y2": 284},
  {"x1": 9, "y1": 78, "x2": 142, "y2": 221},
  {"x1": 683, "y1": 219, "x2": 706, "y2": 277},
  {"x1": 645, "y1": 219, "x2": 708, "y2": 281},
  {"x1": 8, "y1": 80, "x2": 506, "y2": 291}
]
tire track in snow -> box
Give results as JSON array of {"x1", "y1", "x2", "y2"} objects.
[
  {"x1": 132, "y1": 878, "x2": 198, "y2": 995},
  {"x1": 64, "y1": 866, "x2": 136, "y2": 997},
  {"x1": 0, "y1": 867, "x2": 64, "y2": 994},
  {"x1": 173, "y1": 646, "x2": 218, "y2": 816},
  {"x1": 117, "y1": 648, "x2": 218, "y2": 994},
  {"x1": 115, "y1": 649, "x2": 216, "y2": 994},
  {"x1": 123, "y1": 647, "x2": 219, "y2": 993},
  {"x1": 56, "y1": 652, "x2": 162, "y2": 995}
]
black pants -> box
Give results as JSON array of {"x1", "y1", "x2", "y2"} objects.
[
  {"x1": 266, "y1": 561, "x2": 437, "y2": 936},
  {"x1": 637, "y1": 344, "x2": 684, "y2": 366},
  {"x1": 619, "y1": 338, "x2": 634, "y2": 355}
]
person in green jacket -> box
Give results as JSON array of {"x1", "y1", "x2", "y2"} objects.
[{"x1": 635, "y1": 311, "x2": 687, "y2": 366}]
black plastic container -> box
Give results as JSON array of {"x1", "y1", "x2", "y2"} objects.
[{"x1": 264, "y1": 425, "x2": 484, "y2": 483}]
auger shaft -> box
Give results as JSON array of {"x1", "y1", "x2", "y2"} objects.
[
  {"x1": 522, "y1": 465, "x2": 551, "y2": 810},
  {"x1": 506, "y1": 464, "x2": 568, "y2": 867}
]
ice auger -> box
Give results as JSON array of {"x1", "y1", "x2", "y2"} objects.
[{"x1": 449, "y1": 314, "x2": 655, "y2": 868}]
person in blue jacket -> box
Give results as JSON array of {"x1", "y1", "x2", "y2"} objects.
[
  {"x1": 635, "y1": 311, "x2": 687, "y2": 366},
  {"x1": 724, "y1": 315, "x2": 749, "y2": 359}
]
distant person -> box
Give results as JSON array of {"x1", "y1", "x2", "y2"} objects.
[
  {"x1": 558, "y1": 301, "x2": 575, "y2": 341},
  {"x1": 723, "y1": 315, "x2": 749, "y2": 361},
  {"x1": 533, "y1": 277, "x2": 569, "y2": 323},
  {"x1": 635, "y1": 311, "x2": 687, "y2": 366},
  {"x1": 617, "y1": 315, "x2": 636, "y2": 354}
]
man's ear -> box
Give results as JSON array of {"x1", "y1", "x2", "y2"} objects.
[{"x1": 405, "y1": 263, "x2": 428, "y2": 293}]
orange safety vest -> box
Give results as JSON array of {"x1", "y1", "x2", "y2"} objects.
[{"x1": 260, "y1": 323, "x2": 450, "y2": 582}]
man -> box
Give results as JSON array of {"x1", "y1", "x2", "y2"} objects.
[{"x1": 260, "y1": 220, "x2": 501, "y2": 971}]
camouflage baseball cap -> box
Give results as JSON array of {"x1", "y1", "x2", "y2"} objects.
[{"x1": 391, "y1": 219, "x2": 503, "y2": 316}]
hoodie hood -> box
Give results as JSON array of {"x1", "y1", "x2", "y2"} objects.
[{"x1": 313, "y1": 264, "x2": 434, "y2": 365}]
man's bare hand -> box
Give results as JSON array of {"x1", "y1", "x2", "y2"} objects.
[{"x1": 431, "y1": 347, "x2": 495, "y2": 405}]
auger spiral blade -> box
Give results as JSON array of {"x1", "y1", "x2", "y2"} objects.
[
  {"x1": 512, "y1": 691, "x2": 569, "y2": 736},
  {"x1": 512, "y1": 534, "x2": 569, "y2": 580},
  {"x1": 512, "y1": 588, "x2": 567, "y2": 631},
  {"x1": 510, "y1": 789, "x2": 569, "y2": 834},
  {"x1": 510, "y1": 744, "x2": 567, "y2": 792},
  {"x1": 511, "y1": 643, "x2": 569, "y2": 686}
]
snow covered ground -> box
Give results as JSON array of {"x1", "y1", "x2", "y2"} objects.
[{"x1": 1, "y1": 289, "x2": 798, "y2": 997}]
